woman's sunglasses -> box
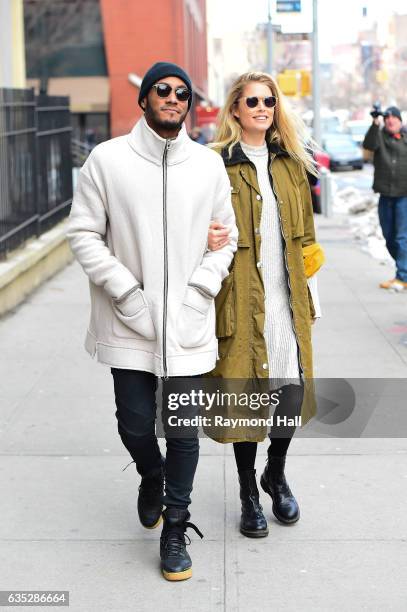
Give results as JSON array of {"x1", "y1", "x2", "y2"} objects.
[
  {"x1": 151, "y1": 83, "x2": 191, "y2": 102},
  {"x1": 239, "y1": 95, "x2": 277, "y2": 109}
]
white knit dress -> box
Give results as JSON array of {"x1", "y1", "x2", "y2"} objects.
[{"x1": 240, "y1": 142, "x2": 321, "y2": 386}]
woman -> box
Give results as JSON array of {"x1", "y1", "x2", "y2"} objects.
[{"x1": 207, "y1": 72, "x2": 324, "y2": 538}]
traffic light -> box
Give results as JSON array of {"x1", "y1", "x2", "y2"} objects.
[
  {"x1": 277, "y1": 71, "x2": 298, "y2": 96},
  {"x1": 300, "y1": 70, "x2": 311, "y2": 96},
  {"x1": 277, "y1": 70, "x2": 311, "y2": 97}
]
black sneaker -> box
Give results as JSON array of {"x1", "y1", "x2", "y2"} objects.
[
  {"x1": 160, "y1": 508, "x2": 203, "y2": 581},
  {"x1": 137, "y1": 465, "x2": 164, "y2": 529}
]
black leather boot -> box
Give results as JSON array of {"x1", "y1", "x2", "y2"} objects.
[
  {"x1": 260, "y1": 454, "x2": 300, "y2": 524},
  {"x1": 160, "y1": 508, "x2": 203, "y2": 581},
  {"x1": 238, "y1": 469, "x2": 269, "y2": 538},
  {"x1": 137, "y1": 465, "x2": 164, "y2": 529}
]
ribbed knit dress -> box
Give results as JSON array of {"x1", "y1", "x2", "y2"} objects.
[{"x1": 240, "y1": 141, "x2": 321, "y2": 385}]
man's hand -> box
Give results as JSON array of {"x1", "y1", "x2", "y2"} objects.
[{"x1": 208, "y1": 220, "x2": 231, "y2": 251}]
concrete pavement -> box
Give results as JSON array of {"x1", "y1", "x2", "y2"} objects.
[{"x1": 0, "y1": 213, "x2": 406, "y2": 611}]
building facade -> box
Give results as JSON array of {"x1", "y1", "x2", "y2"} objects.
[
  {"x1": 100, "y1": 0, "x2": 208, "y2": 136},
  {"x1": 0, "y1": 0, "x2": 26, "y2": 88},
  {"x1": 24, "y1": 0, "x2": 208, "y2": 140}
]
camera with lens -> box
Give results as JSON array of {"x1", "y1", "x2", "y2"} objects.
[{"x1": 370, "y1": 102, "x2": 384, "y2": 119}]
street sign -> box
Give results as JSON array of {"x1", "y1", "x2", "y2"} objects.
[
  {"x1": 275, "y1": 32, "x2": 310, "y2": 41},
  {"x1": 276, "y1": 1, "x2": 301, "y2": 12}
]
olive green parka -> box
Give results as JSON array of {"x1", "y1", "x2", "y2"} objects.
[{"x1": 206, "y1": 141, "x2": 318, "y2": 442}]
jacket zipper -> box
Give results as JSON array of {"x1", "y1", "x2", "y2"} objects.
[
  {"x1": 267, "y1": 157, "x2": 305, "y2": 377},
  {"x1": 162, "y1": 140, "x2": 170, "y2": 379}
]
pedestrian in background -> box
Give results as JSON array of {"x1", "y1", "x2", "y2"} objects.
[
  {"x1": 67, "y1": 62, "x2": 237, "y2": 581},
  {"x1": 207, "y1": 72, "x2": 324, "y2": 538},
  {"x1": 363, "y1": 105, "x2": 407, "y2": 291},
  {"x1": 190, "y1": 126, "x2": 207, "y2": 144}
]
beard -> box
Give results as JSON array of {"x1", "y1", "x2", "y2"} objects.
[{"x1": 144, "y1": 100, "x2": 188, "y2": 134}]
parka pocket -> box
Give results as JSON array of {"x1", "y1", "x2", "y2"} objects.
[
  {"x1": 177, "y1": 286, "x2": 213, "y2": 348},
  {"x1": 215, "y1": 270, "x2": 235, "y2": 339},
  {"x1": 113, "y1": 289, "x2": 156, "y2": 340},
  {"x1": 290, "y1": 187, "x2": 305, "y2": 238}
]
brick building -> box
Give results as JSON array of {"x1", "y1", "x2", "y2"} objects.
[{"x1": 24, "y1": 0, "x2": 208, "y2": 140}]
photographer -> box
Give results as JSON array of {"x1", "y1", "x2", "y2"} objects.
[{"x1": 363, "y1": 105, "x2": 407, "y2": 290}]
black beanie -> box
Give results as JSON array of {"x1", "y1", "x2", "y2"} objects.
[
  {"x1": 138, "y1": 62, "x2": 193, "y2": 110},
  {"x1": 384, "y1": 106, "x2": 402, "y2": 121}
]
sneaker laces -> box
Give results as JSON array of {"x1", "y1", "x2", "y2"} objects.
[
  {"x1": 122, "y1": 460, "x2": 135, "y2": 472},
  {"x1": 162, "y1": 521, "x2": 203, "y2": 557},
  {"x1": 185, "y1": 521, "x2": 204, "y2": 540}
]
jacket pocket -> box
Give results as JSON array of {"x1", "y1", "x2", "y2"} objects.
[
  {"x1": 215, "y1": 270, "x2": 235, "y2": 338},
  {"x1": 290, "y1": 188, "x2": 305, "y2": 238},
  {"x1": 177, "y1": 286, "x2": 213, "y2": 348},
  {"x1": 113, "y1": 288, "x2": 156, "y2": 340}
]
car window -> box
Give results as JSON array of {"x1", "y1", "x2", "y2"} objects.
[{"x1": 323, "y1": 137, "x2": 359, "y2": 152}]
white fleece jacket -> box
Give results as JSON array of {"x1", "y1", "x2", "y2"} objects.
[{"x1": 67, "y1": 116, "x2": 238, "y2": 376}]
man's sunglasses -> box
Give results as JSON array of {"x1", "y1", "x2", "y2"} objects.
[
  {"x1": 151, "y1": 83, "x2": 191, "y2": 102},
  {"x1": 239, "y1": 95, "x2": 277, "y2": 109}
]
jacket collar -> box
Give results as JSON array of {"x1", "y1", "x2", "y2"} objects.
[
  {"x1": 127, "y1": 116, "x2": 191, "y2": 166},
  {"x1": 221, "y1": 140, "x2": 288, "y2": 166},
  {"x1": 383, "y1": 127, "x2": 407, "y2": 142}
]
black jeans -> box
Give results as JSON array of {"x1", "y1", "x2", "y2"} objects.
[{"x1": 111, "y1": 368, "x2": 199, "y2": 509}]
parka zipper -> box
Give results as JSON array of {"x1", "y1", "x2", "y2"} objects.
[
  {"x1": 162, "y1": 140, "x2": 170, "y2": 379},
  {"x1": 267, "y1": 157, "x2": 305, "y2": 377}
]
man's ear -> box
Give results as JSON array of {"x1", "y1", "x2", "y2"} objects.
[{"x1": 140, "y1": 97, "x2": 146, "y2": 110}]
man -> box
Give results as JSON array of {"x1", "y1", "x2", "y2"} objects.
[
  {"x1": 67, "y1": 62, "x2": 237, "y2": 581},
  {"x1": 363, "y1": 105, "x2": 407, "y2": 290}
]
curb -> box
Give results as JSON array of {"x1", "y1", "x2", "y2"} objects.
[{"x1": 0, "y1": 220, "x2": 74, "y2": 317}]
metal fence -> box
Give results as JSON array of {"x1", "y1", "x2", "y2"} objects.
[{"x1": 0, "y1": 87, "x2": 73, "y2": 258}]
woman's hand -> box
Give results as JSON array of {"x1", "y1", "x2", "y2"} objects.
[{"x1": 208, "y1": 220, "x2": 231, "y2": 251}]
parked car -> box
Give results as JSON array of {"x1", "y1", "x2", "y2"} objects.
[
  {"x1": 322, "y1": 133, "x2": 364, "y2": 170},
  {"x1": 315, "y1": 149, "x2": 330, "y2": 169},
  {"x1": 308, "y1": 148, "x2": 331, "y2": 214},
  {"x1": 345, "y1": 120, "x2": 371, "y2": 147}
]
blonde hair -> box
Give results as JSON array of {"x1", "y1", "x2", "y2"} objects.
[{"x1": 212, "y1": 71, "x2": 316, "y2": 174}]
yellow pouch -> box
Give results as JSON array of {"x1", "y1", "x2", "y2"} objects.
[{"x1": 302, "y1": 243, "x2": 325, "y2": 278}]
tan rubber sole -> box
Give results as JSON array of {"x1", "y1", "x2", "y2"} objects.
[
  {"x1": 379, "y1": 279, "x2": 396, "y2": 289},
  {"x1": 380, "y1": 279, "x2": 407, "y2": 290},
  {"x1": 162, "y1": 568, "x2": 192, "y2": 581}
]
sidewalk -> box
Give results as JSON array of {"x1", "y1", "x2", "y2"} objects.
[{"x1": 0, "y1": 214, "x2": 406, "y2": 612}]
